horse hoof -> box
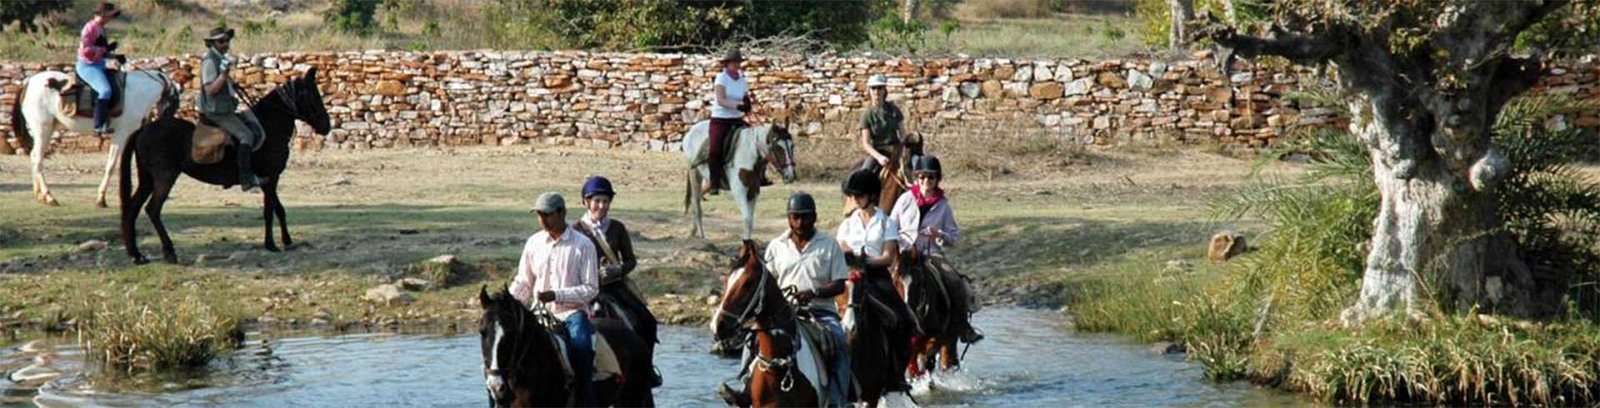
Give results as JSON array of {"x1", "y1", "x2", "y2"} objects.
[
  {"x1": 162, "y1": 254, "x2": 179, "y2": 264},
  {"x1": 265, "y1": 245, "x2": 281, "y2": 253},
  {"x1": 44, "y1": 197, "x2": 58, "y2": 206},
  {"x1": 95, "y1": 199, "x2": 107, "y2": 208},
  {"x1": 131, "y1": 256, "x2": 150, "y2": 265}
]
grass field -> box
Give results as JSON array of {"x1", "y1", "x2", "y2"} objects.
[{"x1": 0, "y1": 127, "x2": 1288, "y2": 336}]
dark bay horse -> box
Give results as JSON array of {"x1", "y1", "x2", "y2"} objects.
[
  {"x1": 118, "y1": 68, "x2": 331, "y2": 264},
  {"x1": 901, "y1": 248, "x2": 965, "y2": 377},
  {"x1": 844, "y1": 273, "x2": 916, "y2": 407},
  {"x1": 478, "y1": 287, "x2": 654, "y2": 407},
  {"x1": 712, "y1": 240, "x2": 829, "y2": 407}
]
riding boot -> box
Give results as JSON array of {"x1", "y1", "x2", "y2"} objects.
[
  {"x1": 236, "y1": 143, "x2": 260, "y2": 192},
  {"x1": 92, "y1": 99, "x2": 114, "y2": 135}
]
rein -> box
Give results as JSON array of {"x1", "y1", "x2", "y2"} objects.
[{"x1": 718, "y1": 253, "x2": 805, "y2": 393}]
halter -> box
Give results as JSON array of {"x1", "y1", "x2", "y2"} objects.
[
  {"x1": 718, "y1": 259, "x2": 806, "y2": 393},
  {"x1": 485, "y1": 298, "x2": 558, "y2": 404},
  {"x1": 763, "y1": 129, "x2": 796, "y2": 174}
]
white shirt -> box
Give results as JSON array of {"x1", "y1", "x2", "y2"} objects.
[
  {"x1": 764, "y1": 231, "x2": 850, "y2": 314},
  {"x1": 836, "y1": 207, "x2": 900, "y2": 258},
  {"x1": 509, "y1": 228, "x2": 600, "y2": 320},
  {"x1": 711, "y1": 71, "x2": 748, "y2": 119}
]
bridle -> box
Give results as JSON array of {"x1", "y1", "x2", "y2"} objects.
[
  {"x1": 763, "y1": 129, "x2": 796, "y2": 175},
  {"x1": 483, "y1": 299, "x2": 554, "y2": 406},
  {"x1": 717, "y1": 253, "x2": 805, "y2": 392}
]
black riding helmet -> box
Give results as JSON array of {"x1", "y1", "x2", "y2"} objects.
[
  {"x1": 787, "y1": 192, "x2": 816, "y2": 215},
  {"x1": 914, "y1": 155, "x2": 942, "y2": 176},
  {"x1": 841, "y1": 169, "x2": 880, "y2": 197}
]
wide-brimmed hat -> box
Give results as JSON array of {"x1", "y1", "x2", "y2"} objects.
[
  {"x1": 719, "y1": 49, "x2": 744, "y2": 63},
  {"x1": 205, "y1": 26, "x2": 235, "y2": 42},
  {"x1": 94, "y1": 2, "x2": 121, "y2": 18}
]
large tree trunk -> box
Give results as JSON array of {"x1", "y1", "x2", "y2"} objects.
[
  {"x1": 902, "y1": 0, "x2": 918, "y2": 24},
  {"x1": 1168, "y1": 0, "x2": 1194, "y2": 49},
  {"x1": 1340, "y1": 95, "x2": 1543, "y2": 324}
]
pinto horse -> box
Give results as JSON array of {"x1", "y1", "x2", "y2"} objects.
[
  {"x1": 711, "y1": 240, "x2": 834, "y2": 407},
  {"x1": 11, "y1": 68, "x2": 182, "y2": 206},
  {"x1": 118, "y1": 68, "x2": 331, "y2": 264},
  {"x1": 478, "y1": 287, "x2": 654, "y2": 407},
  {"x1": 681, "y1": 121, "x2": 797, "y2": 240}
]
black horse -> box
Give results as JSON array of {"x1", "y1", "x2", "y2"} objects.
[
  {"x1": 478, "y1": 286, "x2": 655, "y2": 407},
  {"x1": 118, "y1": 68, "x2": 332, "y2": 264}
]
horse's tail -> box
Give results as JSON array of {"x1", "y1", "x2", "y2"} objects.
[
  {"x1": 683, "y1": 167, "x2": 691, "y2": 215},
  {"x1": 11, "y1": 81, "x2": 30, "y2": 153},
  {"x1": 119, "y1": 126, "x2": 138, "y2": 203}
]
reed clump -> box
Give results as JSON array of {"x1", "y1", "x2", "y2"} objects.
[{"x1": 76, "y1": 295, "x2": 244, "y2": 372}]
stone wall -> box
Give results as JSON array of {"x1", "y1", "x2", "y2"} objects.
[{"x1": 3, "y1": 51, "x2": 1598, "y2": 154}]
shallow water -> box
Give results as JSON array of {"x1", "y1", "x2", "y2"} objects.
[{"x1": 2, "y1": 307, "x2": 1298, "y2": 407}]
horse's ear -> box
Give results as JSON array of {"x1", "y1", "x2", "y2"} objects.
[
  {"x1": 304, "y1": 67, "x2": 319, "y2": 83},
  {"x1": 478, "y1": 285, "x2": 492, "y2": 308}
]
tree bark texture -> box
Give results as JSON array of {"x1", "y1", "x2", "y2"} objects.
[
  {"x1": 1168, "y1": 0, "x2": 1193, "y2": 49},
  {"x1": 902, "y1": 0, "x2": 919, "y2": 24}
]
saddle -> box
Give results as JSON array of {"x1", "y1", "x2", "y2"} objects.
[
  {"x1": 190, "y1": 117, "x2": 232, "y2": 165},
  {"x1": 794, "y1": 314, "x2": 842, "y2": 368},
  {"x1": 57, "y1": 69, "x2": 127, "y2": 118},
  {"x1": 550, "y1": 330, "x2": 624, "y2": 382}
]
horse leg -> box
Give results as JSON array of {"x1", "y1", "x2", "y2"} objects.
[
  {"x1": 939, "y1": 337, "x2": 960, "y2": 371},
  {"x1": 144, "y1": 178, "x2": 179, "y2": 264},
  {"x1": 94, "y1": 143, "x2": 119, "y2": 208},
  {"x1": 268, "y1": 183, "x2": 292, "y2": 248},
  {"x1": 731, "y1": 171, "x2": 753, "y2": 241},
  {"x1": 690, "y1": 168, "x2": 705, "y2": 239},
  {"x1": 27, "y1": 126, "x2": 58, "y2": 206},
  {"x1": 121, "y1": 177, "x2": 155, "y2": 265}
]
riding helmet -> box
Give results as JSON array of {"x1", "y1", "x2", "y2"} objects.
[
  {"x1": 786, "y1": 192, "x2": 816, "y2": 215},
  {"x1": 914, "y1": 155, "x2": 942, "y2": 176},
  {"x1": 841, "y1": 169, "x2": 881, "y2": 197},
  {"x1": 582, "y1": 176, "x2": 616, "y2": 199},
  {"x1": 867, "y1": 74, "x2": 889, "y2": 88}
]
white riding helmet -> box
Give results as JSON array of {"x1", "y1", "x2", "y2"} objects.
[{"x1": 867, "y1": 74, "x2": 889, "y2": 88}]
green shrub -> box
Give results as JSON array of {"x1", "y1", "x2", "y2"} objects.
[
  {"x1": 0, "y1": 0, "x2": 69, "y2": 31},
  {"x1": 329, "y1": 0, "x2": 381, "y2": 35}
]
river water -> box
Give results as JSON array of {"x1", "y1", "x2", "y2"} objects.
[{"x1": 2, "y1": 307, "x2": 1297, "y2": 407}]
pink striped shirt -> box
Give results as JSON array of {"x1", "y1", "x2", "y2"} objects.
[
  {"x1": 510, "y1": 228, "x2": 600, "y2": 319},
  {"x1": 78, "y1": 19, "x2": 108, "y2": 63}
]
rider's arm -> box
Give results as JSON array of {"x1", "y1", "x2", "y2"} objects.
[
  {"x1": 714, "y1": 74, "x2": 740, "y2": 110},
  {"x1": 814, "y1": 279, "x2": 847, "y2": 299},
  {"x1": 611, "y1": 221, "x2": 637, "y2": 279},
  {"x1": 939, "y1": 205, "x2": 960, "y2": 248},
  {"x1": 79, "y1": 22, "x2": 107, "y2": 62},
  {"x1": 508, "y1": 240, "x2": 538, "y2": 307},
  {"x1": 866, "y1": 240, "x2": 899, "y2": 269},
  {"x1": 859, "y1": 128, "x2": 886, "y2": 163},
  {"x1": 202, "y1": 56, "x2": 229, "y2": 97}
]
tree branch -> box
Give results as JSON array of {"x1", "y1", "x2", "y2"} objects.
[
  {"x1": 1433, "y1": 0, "x2": 1569, "y2": 65},
  {"x1": 1486, "y1": 56, "x2": 1545, "y2": 119},
  {"x1": 1195, "y1": 15, "x2": 1351, "y2": 65}
]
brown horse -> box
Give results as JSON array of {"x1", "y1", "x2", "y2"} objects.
[{"x1": 712, "y1": 240, "x2": 831, "y2": 407}]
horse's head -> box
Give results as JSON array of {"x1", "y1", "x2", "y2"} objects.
[
  {"x1": 712, "y1": 240, "x2": 770, "y2": 341},
  {"x1": 478, "y1": 286, "x2": 526, "y2": 407},
  {"x1": 764, "y1": 124, "x2": 797, "y2": 184},
  {"x1": 286, "y1": 67, "x2": 333, "y2": 135}
]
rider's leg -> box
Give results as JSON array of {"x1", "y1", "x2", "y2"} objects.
[
  {"x1": 818, "y1": 312, "x2": 851, "y2": 407},
  {"x1": 77, "y1": 61, "x2": 114, "y2": 133},
  {"x1": 564, "y1": 312, "x2": 598, "y2": 407},
  {"x1": 706, "y1": 118, "x2": 732, "y2": 194},
  {"x1": 208, "y1": 113, "x2": 261, "y2": 191}
]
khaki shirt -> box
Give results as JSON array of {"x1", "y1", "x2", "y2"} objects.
[
  {"x1": 198, "y1": 48, "x2": 238, "y2": 114},
  {"x1": 764, "y1": 231, "x2": 849, "y2": 314},
  {"x1": 860, "y1": 102, "x2": 904, "y2": 152}
]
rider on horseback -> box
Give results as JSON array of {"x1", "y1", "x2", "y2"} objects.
[
  {"x1": 891, "y1": 156, "x2": 983, "y2": 345},
  {"x1": 510, "y1": 192, "x2": 601, "y2": 407},
  {"x1": 198, "y1": 26, "x2": 267, "y2": 192},
  {"x1": 705, "y1": 48, "x2": 761, "y2": 196},
  {"x1": 838, "y1": 168, "x2": 919, "y2": 394},
  {"x1": 856, "y1": 74, "x2": 906, "y2": 174},
  {"x1": 78, "y1": 2, "x2": 125, "y2": 135},
  {"x1": 572, "y1": 176, "x2": 663, "y2": 388},
  {"x1": 720, "y1": 191, "x2": 852, "y2": 407}
]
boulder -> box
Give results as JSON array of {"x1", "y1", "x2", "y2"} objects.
[
  {"x1": 363, "y1": 284, "x2": 414, "y2": 305},
  {"x1": 1207, "y1": 231, "x2": 1248, "y2": 261},
  {"x1": 397, "y1": 277, "x2": 435, "y2": 292}
]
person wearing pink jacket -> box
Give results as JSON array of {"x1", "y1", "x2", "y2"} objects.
[{"x1": 77, "y1": 2, "x2": 125, "y2": 134}]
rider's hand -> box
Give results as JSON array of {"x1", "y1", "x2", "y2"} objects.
[
  {"x1": 536, "y1": 291, "x2": 557, "y2": 302},
  {"x1": 737, "y1": 103, "x2": 751, "y2": 113},
  {"x1": 875, "y1": 155, "x2": 891, "y2": 168},
  {"x1": 107, "y1": 41, "x2": 119, "y2": 51},
  {"x1": 789, "y1": 290, "x2": 817, "y2": 305},
  {"x1": 114, "y1": 54, "x2": 128, "y2": 65}
]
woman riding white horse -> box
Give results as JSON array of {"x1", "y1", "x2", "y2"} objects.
[
  {"x1": 12, "y1": 3, "x2": 180, "y2": 207},
  {"x1": 682, "y1": 117, "x2": 797, "y2": 240}
]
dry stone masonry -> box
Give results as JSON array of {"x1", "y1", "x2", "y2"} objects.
[{"x1": 3, "y1": 51, "x2": 1597, "y2": 154}]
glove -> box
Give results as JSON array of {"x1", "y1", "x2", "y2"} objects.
[
  {"x1": 107, "y1": 41, "x2": 119, "y2": 51},
  {"x1": 737, "y1": 103, "x2": 751, "y2": 113},
  {"x1": 113, "y1": 54, "x2": 128, "y2": 65},
  {"x1": 93, "y1": 36, "x2": 108, "y2": 47}
]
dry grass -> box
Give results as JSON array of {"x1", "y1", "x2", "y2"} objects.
[
  {"x1": 77, "y1": 293, "x2": 242, "y2": 372},
  {"x1": 954, "y1": 0, "x2": 1059, "y2": 19}
]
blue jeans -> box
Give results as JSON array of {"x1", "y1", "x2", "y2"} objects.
[
  {"x1": 564, "y1": 313, "x2": 597, "y2": 407},
  {"x1": 74, "y1": 61, "x2": 113, "y2": 101},
  {"x1": 814, "y1": 310, "x2": 851, "y2": 407}
]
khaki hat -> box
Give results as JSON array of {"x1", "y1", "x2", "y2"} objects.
[
  {"x1": 720, "y1": 49, "x2": 744, "y2": 63},
  {"x1": 205, "y1": 26, "x2": 235, "y2": 42},
  {"x1": 530, "y1": 192, "x2": 566, "y2": 214}
]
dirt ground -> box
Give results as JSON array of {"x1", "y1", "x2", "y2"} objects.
[{"x1": 0, "y1": 134, "x2": 1294, "y2": 334}]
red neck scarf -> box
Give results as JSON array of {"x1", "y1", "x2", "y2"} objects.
[{"x1": 911, "y1": 185, "x2": 944, "y2": 211}]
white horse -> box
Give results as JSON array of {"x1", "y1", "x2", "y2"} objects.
[
  {"x1": 681, "y1": 120, "x2": 797, "y2": 240},
  {"x1": 11, "y1": 69, "x2": 181, "y2": 206}
]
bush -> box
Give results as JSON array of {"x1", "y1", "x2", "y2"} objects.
[
  {"x1": 328, "y1": 0, "x2": 381, "y2": 35},
  {"x1": 0, "y1": 0, "x2": 69, "y2": 31},
  {"x1": 78, "y1": 296, "x2": 243, "y2": 372},
  {"x1": 486, "y1": 0, "x2": 891, "y2": 52}
]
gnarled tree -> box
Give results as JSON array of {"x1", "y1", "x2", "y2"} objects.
[{"x1": 1197, "y1": 1, "x2": 1589, "y2": 323}]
